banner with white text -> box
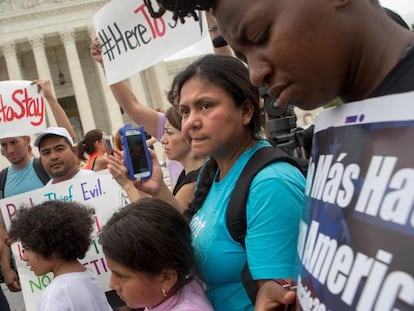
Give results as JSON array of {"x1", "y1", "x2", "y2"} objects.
[
  {"x1": 0, "y1": 81, "x2": 46, "y2": 138},
  {"x1": 93, "y1": 0, "x2": 209, "y2": 84},
  {"x1": 297, "y1": 91, "x2": 414, "y2": 311},
  {"x1": 0, "y1": 172, "x2": 130, "y2": 311}
]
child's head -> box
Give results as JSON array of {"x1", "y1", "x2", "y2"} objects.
[
  {"x1": 8, "y1": 200, "x2": 94, "y2": 276},
  {"x1": 99, "y1": 197, "x2": 196, "y2": 309}
]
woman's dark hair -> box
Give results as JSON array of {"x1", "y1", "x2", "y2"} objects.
[
  {"x1": 99, "y1": 198, "x2": 196, "y2": 294},
  {"x1": 173, "y1": 54, "x2": 261, "y2": 220},
  {"x1": 165, "y1": 106, "x2": 182, "y2": 130},
  {"x1": 8, "y1": 201, "x2": 94, "y2": 260},
  {"x1": 175, "y1": 54, "x2": 261, "y2": 136},
  {"x1": 77, "y1": 129, "x2": 103, "y2": 161}
]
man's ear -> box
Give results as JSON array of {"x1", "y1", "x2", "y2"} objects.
[
  {"x1": 24, "y1": 136, "x2": 31, "y2": 144},
  {"x1": 333, "y1": 0, "x2": 350, "y2": 9}
]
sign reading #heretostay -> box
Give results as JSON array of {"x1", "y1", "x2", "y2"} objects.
[{"x1": 93, "y1": 0, "x2": 209, "y2": 85}]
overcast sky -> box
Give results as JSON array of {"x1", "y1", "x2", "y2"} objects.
[{"x1": 380, "y1": 0, "x2": 414, "y2": 24}]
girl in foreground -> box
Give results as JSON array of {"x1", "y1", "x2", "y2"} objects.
[{"x1": 99, "y1": 198, "x2": 213, "y2": 311}]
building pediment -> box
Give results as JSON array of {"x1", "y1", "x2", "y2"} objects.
[{"x1": 0, "y1": 0, "x2": 108, "y2": 21}]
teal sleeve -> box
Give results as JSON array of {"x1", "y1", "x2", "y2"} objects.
[{"x1": 245, "y1": 161, "x2": 306, "y2": 280}]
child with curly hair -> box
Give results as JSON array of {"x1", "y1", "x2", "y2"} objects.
[
  {"x1": 8, "y1": 201, "x2": 111, "y2": 311},
  {"x1": 99, "y1": 197, "x2": 213, "y2": 311}
]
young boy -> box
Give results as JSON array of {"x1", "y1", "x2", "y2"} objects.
[{"x1": 8, "y1": 201, "x2": 111, "y2": 311}]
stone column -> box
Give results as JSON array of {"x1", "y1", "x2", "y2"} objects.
[
  {"x1": 2, "y1": 41, "x2": 22, "y2": 80},
  {"x1": 60, "y1": 30, "x2": 96, "y2": 132},
  {"x1": 88, "y1": 27, "x2": 124, "y2": 134},
  {"x1": 128, "y1": 73, "x2": 149, "y2": 108},
  {"x1": 142, "y1": 62, "x2": 171, "y2": 110},
  {"x1": 30, "y1": 35, "x2": 57, "y2": 127}
]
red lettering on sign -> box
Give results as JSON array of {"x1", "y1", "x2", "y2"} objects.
[{"x1": 0, "y1": 88, "x2": 45, "y2": 126}]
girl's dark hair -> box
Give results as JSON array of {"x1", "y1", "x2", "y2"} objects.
[
  {"x1": 8, "y1": 201, "x2": 94, "y2": 260},
  {"x1": 99, "y1": 198, "x2": 196, "y2": 294},
  {"x1": 77, "y1": 129, "x2": 103, "y2": 161},
  {"x1": 174, "y1": 54, "x2": 261, "y2": 220},
  {"x1": 165, "y1": 106, "x2": 182, "y2": 130}
]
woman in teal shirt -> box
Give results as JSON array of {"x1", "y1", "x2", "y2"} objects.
[{"x1": 174, "y1": 54, "x2": 306, "y2": 310}]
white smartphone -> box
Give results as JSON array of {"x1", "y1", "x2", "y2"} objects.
[{"x1": 123, "y1": 128, "x2": 152, "y2": 180}]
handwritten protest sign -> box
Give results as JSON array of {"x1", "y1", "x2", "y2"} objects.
[
  {"x1": 297, "y1": 91, "x2": 414, "y2": 310},
  {"x1": 0, "y1": 81, "x2": 46, "y2": 139},
  {"x1": 0, "y1": 171, "x2": 130, "y2": 311},
  {"x1": 93, "y1": 0, "x2": 209, "y2": 84}
]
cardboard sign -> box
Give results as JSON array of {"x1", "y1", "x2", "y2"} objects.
[
  {"x1": 0, "y1": 81, "x2": 46, "y2": 138},
  {"x1": 93, "y1": 0, "x2": 209, "y2": 84},
  {"x1": 0, "y1": 171, "x2": 130, "y2": 311},
  {"x1": 297, "y1": 91, "x2": 414, "y2": 311}
]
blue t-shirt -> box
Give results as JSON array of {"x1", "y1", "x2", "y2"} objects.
[
  {"x1": 4, "y1": 157, "x2": 46, "y2": 198},
  {"x1": 190, "y1": 140, "x2": 306, "y2": 311}
]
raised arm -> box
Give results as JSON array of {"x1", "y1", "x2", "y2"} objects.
[
  {"x1": 90, "y1": 38, "x2": 160, "y2": 138},
  {"x1": 31, "y1": 79, "x2": 75, "y2": 139},
  {"x1": 0, "y1": 214, "x2": 21, "y2": 292}
]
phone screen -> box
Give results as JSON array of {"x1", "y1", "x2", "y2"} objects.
[
  {"x1": 125, "y1": 130, "x2": 150, "y2": 176},
  {"x1": 104, "y1": 135, "x2": 113, "y2": 155}
]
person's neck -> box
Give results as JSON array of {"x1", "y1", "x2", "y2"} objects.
[
  {"x1": 180, "y1": 154, "x2": 204, "y2": 175},
  {"x1": 341, "y1": 20, "x2": 414, "y2": 102},
  {"x1": 12, "y1": 154, "x2": 33, "y2": 170},
  {"x1": 53, "y1": 259, "x2": 86, "y2": 277},
  {"x1": 215, "y1": 137, "x2": 256, "y2": 180},
  {"x1": 52, "y1": 167, "x2": 80, "y2": 184}
]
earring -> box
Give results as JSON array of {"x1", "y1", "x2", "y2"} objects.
[{"x1": 162, "y1": 288, "x2": 168, "y2": 297}]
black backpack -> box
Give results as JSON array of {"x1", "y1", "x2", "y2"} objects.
[
  {"x1": 0, "y1": 157, "x2": 50, "y2": 200},
  {"x1": 226, "y1": 146, "x2": 307, "y2": 304}
]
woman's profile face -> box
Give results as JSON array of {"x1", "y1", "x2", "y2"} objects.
[
  {"x1": 179, "y1": 76, "x2": 252, "y2": 159},
  {"x1": 160, "y1": 120, "x2": 191, "y2": 162}
]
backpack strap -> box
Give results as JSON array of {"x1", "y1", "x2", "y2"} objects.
[
  {"x1": 33, "y1": 158, "x2": 50, "y2": 185},
  {"x1": 226, "y1": 146, "x2": 305, "y2": 304},
  {"x1": 226, "y1": 146, "x2": 303, "y2": 247},
  {"x1": 0, "y1": 167, "x2": 8, "y2": 199}
]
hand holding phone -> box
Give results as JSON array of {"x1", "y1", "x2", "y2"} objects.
[{"x1": 120, "y1": 125, "x2": 152, "y2": 180}]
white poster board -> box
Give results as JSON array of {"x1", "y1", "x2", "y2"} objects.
[
  {"x1": 93, "y1": 0, "x2": 209, "y2": 84},
  {"x1": 0, "y1": 171, "x2": 130, "y2": 311},
  {"x1": 0, "y1": 81, "x2": 46, "y2": 139}
]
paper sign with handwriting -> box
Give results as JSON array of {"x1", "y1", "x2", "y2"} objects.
[
  {"x1": 0, "y1": 80, "x2": 46, "y2": 139},
  {"x1": 93, "y1": 0, "x2": 209, "y2": 84},
  {"x1": 0, "y1": 171, "x2": 130, "y2": 311}
]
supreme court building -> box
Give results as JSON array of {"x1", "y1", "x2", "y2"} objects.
[{"x1": 0, "y1": 0, "x2": 197, "y2": 144}]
